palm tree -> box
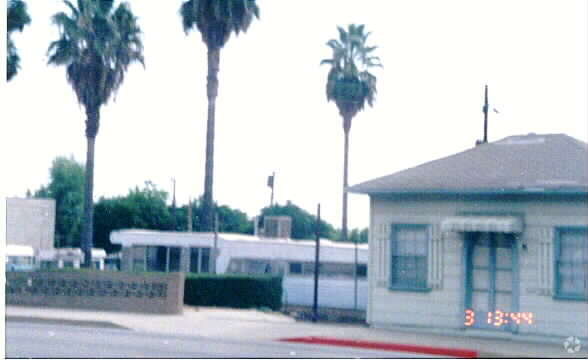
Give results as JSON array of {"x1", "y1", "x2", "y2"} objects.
[
  {"x1": 47, "y1": 0, "x2": 144, "y2": 267},
  {"x1": 179, "y1": 0, "x2": 259, "y2": 231},
  {"x1": 7, "y1": 0, "x2": 31, "y2": 81},
  {"x1": 321, "y1": 24, "x2": 381, "y2": 307},
  {"x1": 321, "y1": 23, "x2": 381, "y2": 242}
]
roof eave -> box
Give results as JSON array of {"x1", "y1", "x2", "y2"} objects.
[{"x1": 348, "y1": 187, "x2": 588, "y2": 196}]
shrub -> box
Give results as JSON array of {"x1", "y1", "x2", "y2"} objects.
[{"x1": 184, "y1": 274, "x2": 282, "y2": 311}]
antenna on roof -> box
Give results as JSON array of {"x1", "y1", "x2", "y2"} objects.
[
  {"x1": 477, "y1": 85, "x2": 499, "y2": 146},
  {"x1": 483, "y1": 84, "x2": 489, "y2": 143}
]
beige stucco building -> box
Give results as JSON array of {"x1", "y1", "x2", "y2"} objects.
[
  {"x1": 350, "y1": 133, "x2": 587, "y2": 341},
  {"x1": 6, "y1": 197, "x2": 56, "y2": 250}
]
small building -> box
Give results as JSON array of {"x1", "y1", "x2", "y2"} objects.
[
  {"x1": 6, "y1": 198, "x2": 56, "y2": 250},
  {"x1": 349, "y1": 133, "x2": 587, "y2": 340}
]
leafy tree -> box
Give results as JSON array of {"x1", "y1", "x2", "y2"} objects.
[
  {"x1": 93, "y1": 181, "x2": 174, "y2": 253},
  {"x1": 175, "y1": 198, "x2": 253, "y2": 234},
  {"x1": 174, "y1": 201, "x2": 200, "y2": 232},
  {"x1": 259, "y1": 201, "x2": 336, "y2": 240},
  {"x1": 48, "y1": 0, "x2": 144, "y2": 266},
  {"x1": 359, "y1": 227, "x2": 368, "y2": 243},
  {"x1": 216, "y1": 204, "x2": 253, "y2": 234},
  {"x1": 321, "y1": 24, "x2": 382, "y2": 244},
  {"x1": 7, "y1": 0, "x2": 31, "y2": 81},
  {"x1": 179, "y1": 0, "x2": 259, "y2": 231},
  {"x1": 348, "y1": 227, "x2": 368, "y2": 244},
  {"x1": 33, "y1": 156, "x2": 85, "y2": 248}
]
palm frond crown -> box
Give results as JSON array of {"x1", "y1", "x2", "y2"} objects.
[
  {"x1": 47, "y1": 0, "x2": 144, "y2": 111},
  {"x1": 7, "y1": 0, "x2": 31, "y2": 80},
  {"x1": 179, "y1": 0, "x2": 259, "y2": 49},
  {"x1": 7, "y1": 0, "x2": 31, "y2": 33},
  {"x1": 321, "y1": 24, "x2": 382, "y2": 117}
]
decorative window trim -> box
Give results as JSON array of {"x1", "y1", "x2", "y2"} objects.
[
  {"x1": 553, "y1": 226, "x2": 588, "y2": 301},
  {"x1": 389, "y1": 224, "x2": 432, "y2": 292}
]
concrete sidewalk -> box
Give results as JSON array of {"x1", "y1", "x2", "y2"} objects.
[{"x1": 5, "y1": 305, "x2": 583, "y2": 358}]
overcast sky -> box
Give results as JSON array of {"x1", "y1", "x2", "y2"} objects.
[{"x1": 2, "y1": 0, "x2": 587, "y2": 231}]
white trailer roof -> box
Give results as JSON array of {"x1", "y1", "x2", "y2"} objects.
[
  {"x1": 6, "y1": 244, "x2": 35, "y2": 257},
  {"x1": 111, "y1": 229, "x2": 368, "y2": 249},
  {"x1": 110, "y1": 229, "x2": 369, "y2": 263},
  {"x1": 37, "y1": 247, "x2": 107, "y2": 260}
]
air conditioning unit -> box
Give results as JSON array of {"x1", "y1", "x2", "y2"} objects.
[{"x1": 263, "y1": 216, "x2": 292, "y2": 239}]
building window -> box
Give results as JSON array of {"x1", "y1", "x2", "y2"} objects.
[
  {"x1": 132, "y1": 246, "x2": 146, "y2": 272},
  {"x1": 390, "y1": 224, "x2": 429, "y2": 290},
  {"x1": 169, "y1": 247, "x2": 181, "y2": 272},
  {"x1": 357, "y1": 264, "x2": 367, "y2": 278},
  {"x1": 146, "y1": 246, "x2": 166, "y2": 272},
  {"x1": 190, "y1": 247, "x2": 211, "y2": 274},
  {"x1": 289, "y1": 262, "x2": 302, "y2": 275},
  {"x1": 285, "y1": 261, "x2": 366, "y2": 278},
  {"x1": 144, "y1": 246, "x2": 182, "y2": 272},
  {"x1": 555, "y1": 227, "x2": 587, "y2": 300},
  {"x1": 227, "y1": 258, "x2": 284, "y2": 275}
]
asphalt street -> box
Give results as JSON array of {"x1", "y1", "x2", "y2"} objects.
[{"x1": 5, "y1": 321, "x2": 443, "y2": 358}]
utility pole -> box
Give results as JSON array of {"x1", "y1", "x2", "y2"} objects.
[
  {"x1": 171, "y1": 178, "x2": 177, "y2": 230},
  {"x1": 483, "y1": 84, "x2": 489, "y2": 143},
  {"x1": 187, "y1": 198, "x2": 192, "y2": 232},
  {"x1": 312, "y1": 203, "x2": 321, "y2": 323},
  {"x1": 353, "y1": 230, "x2": 359, "y2": 310},
  {"x1": 267, "y1": 172, "x2": 275, "y2": 207},
  {"x1": 213, "y1": 212, "x2": 219, "y2": 274}
]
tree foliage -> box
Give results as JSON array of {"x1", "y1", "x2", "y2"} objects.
[
  {"x1": 259, "y1": 201, "x2": 336, "y2": 240},
  {"x1": 321, "y1": 24, "x2": 382, "y2": 120},
  {"x1": 334, "y1": 227, "x2": 368, "y2": 244},
  {"x1": 180, "y1": 0, "x2": 259, "y2": 49},
  {"x1": 174, "y1": 199, "x2": 253, "y2": 234},
  {"x1": 47, "y1": 0, "x2": 145, "y2": 116},
  {"x1": 33, "y1": 156, "x2": 85, "y2": 248},
  {"x1": 7, "y1": 0, "x2": 31, "y2": 81},
  {"x1": 93, "y1": 181, "x2": 174, "y2": 253}
]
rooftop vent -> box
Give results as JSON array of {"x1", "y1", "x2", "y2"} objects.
[{"x1": 496, "y1": 135, "x2": 545, "y2": 145}]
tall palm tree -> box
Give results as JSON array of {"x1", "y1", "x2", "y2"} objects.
[
  {"x1": 47, "y1": 0, "x2": 144, "y2": 267},
  {"x1": 321, "y1": 23, "x2": 381, "y2": 243},
  {"x1": 179, "y1": 0, "x2": 259, "y2": 231},
  {"x1": 7, "y1": 0, "x2": 31, "y2": 81},
  {"x1": 321, "y1": 24, "x2": 381, "y2": 307}
]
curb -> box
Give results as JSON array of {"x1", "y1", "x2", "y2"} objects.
[
  {"x1": 279, "y1": 336, "x2": 479, "y2": 358},
  {"x1": 6, "y1": 315, "x2": 130, "y2": 330}
]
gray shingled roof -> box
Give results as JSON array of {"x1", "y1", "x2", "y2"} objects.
[{"x1": 349, "y1": 133, "x2": 588, "y2": 194}]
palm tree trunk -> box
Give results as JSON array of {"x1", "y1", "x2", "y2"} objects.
[
  {"x1": 81, "y1": 107, "x2": 99, "y2": 268},
  {"x1": 342, "y1": 113, "x2": 357, "y2": 309},
  {"x1": 202, "y1": 47, "x2": 220, "y2": 232},
  {"x1": 341, "y1": 114, "x2": 351, "y2": 243}
]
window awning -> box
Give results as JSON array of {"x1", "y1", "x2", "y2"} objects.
[{"x1": 441, "y1": 216, "x2": 523, "y2": 233}]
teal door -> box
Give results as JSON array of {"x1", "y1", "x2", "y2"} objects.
[{"x1": 465, "y1": 232, "x2": 517, "y2": 331}]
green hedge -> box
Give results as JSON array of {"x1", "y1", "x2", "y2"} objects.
[{"x1": 184, "y1": 274, "x2": 283, "y2": 311}]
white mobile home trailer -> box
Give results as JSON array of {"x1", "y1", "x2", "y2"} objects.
[
  {"x1": 6, "y1": 244, "x2": 36, "y2": 271},
  {"x1": 37, "y1": 248, "x2": 107, "y2": 270},
  {"x1": 110, "y1": 230, "x2": 368, "y2": 310}
]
